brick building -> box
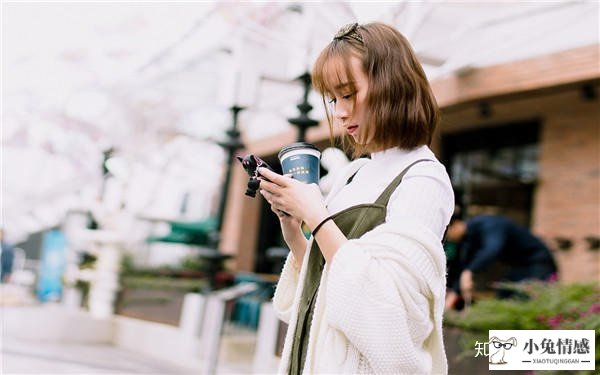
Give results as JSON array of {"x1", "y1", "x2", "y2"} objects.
[{"x1": 220, "y1": 45, "x2": 599, "y2": 283}]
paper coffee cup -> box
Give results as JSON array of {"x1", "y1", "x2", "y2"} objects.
[{"x1": 278, "y1": 142, "x2": 321, "y2": 184}]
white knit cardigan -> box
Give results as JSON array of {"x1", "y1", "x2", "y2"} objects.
[{"x1": 272, "y1": 157, "x2": 449, "y2": 375}]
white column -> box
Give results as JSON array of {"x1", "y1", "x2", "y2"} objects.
[
  {"x1": 62, "y1": 287, "x2": 83, "y2": 310},
  {"x1": 179, "y1": 293, "x2": 206, "y2": 337},
  {"x1": 88, "y1": 242, "x2": 120, "y2": 319},
  {"x1": 200, "y1": 294, "x2": 226, "y2": 375},
  {"x1": 199, "y1": 282, "x2": 259, "y2": 375},
  {"x1": 72, "y1": 229, "x2": 127, "y2": 319},
  {"x1": 253, "y1": 302, "x2": 281, "y2": 373}
]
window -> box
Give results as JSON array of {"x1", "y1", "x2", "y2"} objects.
[{"x1": 443, "y1": 120, "x2": 540, "y2": 226}]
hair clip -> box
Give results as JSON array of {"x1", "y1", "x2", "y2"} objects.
[{"x1": 333, "y1": 22, "x2": 363, "y2": 44}]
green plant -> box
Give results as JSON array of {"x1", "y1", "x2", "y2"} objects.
[
  {"x1": 75, "y1": 279, "x2": 90, "y2": 308},
  {"x1": 119, "y1": 253, "x2": 212, "y2": 276},
  {"x1": 179, "y1": 255, "x2": 206, "y2": 272},
  {"x1": 444, "y1": 281, "x2": 599, "y2": 374},
  {"x1": 120, "y1": 276, "x2": 207, "y2": 292},
  {"x1": 78, "y1": 252, "x2": 97, "y2": 269},
  {"x1": 118, "y1": 253, "x2": 209, "y2": 292}
]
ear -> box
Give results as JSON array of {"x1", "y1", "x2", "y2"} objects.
[
  {"x1": 489, "y1": 336, "x2": 499, "y2": 343},
  {"x1": 509, "y1": 337, "x2": 517, "y2": 346}
]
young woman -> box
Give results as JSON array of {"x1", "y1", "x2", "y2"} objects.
[{"x1": 258, "y1": 22, "x2": 454, "y2": 374}]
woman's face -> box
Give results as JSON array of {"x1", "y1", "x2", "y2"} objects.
[{"x1": 327, "y1": 55, "x2": 369, "y2": 143}]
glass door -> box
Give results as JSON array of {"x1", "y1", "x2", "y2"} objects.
[{"x1": 442, "y1": 120, "x2": 541, "y2": 226}]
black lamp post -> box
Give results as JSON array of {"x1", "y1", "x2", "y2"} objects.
[
  {"x1": 189, "y1": 105, "x2": 244, "y2": 291},
  {"x1": 287, "y1": 72, "x2": 319, "y2": 142},
  {"x1": 213, "y1": 105, "x2": 245, "y2": 247}
]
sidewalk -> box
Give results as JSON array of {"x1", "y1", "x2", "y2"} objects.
[
  {"x1": 2, "y1": 336, "x2": 199, "y2": 374},
  {"x1": 0, "y1": 285, "x2": 262, "y2": 374}
]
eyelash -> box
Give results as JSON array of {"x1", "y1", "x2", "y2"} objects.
[{"x1": 327, "y1": 92, "x2": 355, "y2": 104}]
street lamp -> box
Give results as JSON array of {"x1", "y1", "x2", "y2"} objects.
[
  {"x1": 287, "y1": 72, "x2": 319, "y2": 142},
  {"x1": 213, "y1": 105, "x2": 245, "y2": 246}
]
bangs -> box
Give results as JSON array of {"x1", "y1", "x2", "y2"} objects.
[
  {"x1": 312, "y1": 44, "x2": 357, "y2": 96},
  {"x1": 311, "y1": 41, "x2": 364, "y2": 157}
]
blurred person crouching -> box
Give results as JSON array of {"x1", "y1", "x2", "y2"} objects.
[{"x1": 444, "y1": 213, "x2": 558, "y2": 310}]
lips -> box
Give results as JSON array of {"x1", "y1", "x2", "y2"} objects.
[{"x1": 346, "y1": 125, "x2": 358, "y2": 135}]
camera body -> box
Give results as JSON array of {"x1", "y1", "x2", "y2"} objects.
[{"x1": 236, "y1": 154, "x2": 274, "y2": 197}]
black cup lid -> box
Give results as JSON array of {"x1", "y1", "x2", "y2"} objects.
[{"x1": 278, "y1": 142, "x2": 320, "y2": 160}]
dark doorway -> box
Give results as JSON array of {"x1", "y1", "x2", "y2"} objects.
[{"x1": 442, "y1": 120, "x2": 541, "y2": 226}]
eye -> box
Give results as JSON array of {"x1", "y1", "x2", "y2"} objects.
[
  {"x1": 327, "y1": 97, "x2": 336, "y2": 104},
  {"x1": 342, "y1": 92, "x2": 355, "y2": 100}
]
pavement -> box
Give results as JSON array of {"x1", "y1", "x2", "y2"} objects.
[
  {"x1": 2, "y1": 336, "x2": 200, "y2": 374},
  {"x1": 0, "y1": 284, "x2": 260, "y2": 375},
  {"x1": 0, "y1": 283, "x2": 546, "y2": 375}
]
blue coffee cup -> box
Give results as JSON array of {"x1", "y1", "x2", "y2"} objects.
[{"x1": 278, "y1": 143, "x2": 321, "y2": 184}]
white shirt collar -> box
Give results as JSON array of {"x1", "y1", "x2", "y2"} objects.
[{"x1": 370, "y1": 146, "x2": 422, "y2": 161}]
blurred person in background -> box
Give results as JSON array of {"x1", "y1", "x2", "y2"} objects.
[
  {"x1": 258, "y1": 22, "x2": 453, "y2": 374},
  {"x1": 444, "y1": 213, "x2": 558, "y2": 310},
  {"x1": 1, "y1": 228, "x2": 15, "y2": 283}
]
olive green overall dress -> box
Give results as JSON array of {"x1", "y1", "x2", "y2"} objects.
[{"x1": 288, "y1": 159, "x2": 431, "y2": 374}]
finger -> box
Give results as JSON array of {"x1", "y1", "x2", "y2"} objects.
[
  {"x1": 270, "y1": 199, "x2": 286, "y2": 213},
  {"x1": 269, "y1": 205, "x2": 280, "y2": 215},
  {"x1": 261, "y1": 190, "x2": 279, "y2": 206},
  {"x1": 259, "y1": 179, "x2": 281, "y2": 194},
  {"x1": 258, "y1": 168, "x2": 290, "y2": 186}
]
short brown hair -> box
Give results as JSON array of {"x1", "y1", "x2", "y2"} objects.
[{"x1": 312, "y1": 22, "x2": 439, "y2": 158}]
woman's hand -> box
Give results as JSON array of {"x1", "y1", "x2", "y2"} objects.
[
  {"x1": 258, "y1": 167, "x2": 330, "y2": 231},
  {"x1": 259, "y1": 167, "x2": 347, "y2": 265},
  {"x1": 268, "y1": 199, "x2": 305, "y2": 251}
]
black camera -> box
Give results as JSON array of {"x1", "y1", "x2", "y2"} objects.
[{"x1": 236, "y1": 154, "x2": 275, "y2": 197}]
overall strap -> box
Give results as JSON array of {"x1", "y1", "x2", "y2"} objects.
[{"x1": 374, "y1": 159, "x2": 433, "y2": 207}]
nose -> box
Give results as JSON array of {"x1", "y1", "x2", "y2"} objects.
[{"x1": 334, "y1": 101, "x2": 351, "y2": 122}]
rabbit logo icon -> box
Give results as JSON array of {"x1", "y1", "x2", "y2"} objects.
[{"x1": 489, "y1": 336, "x2": 517, "y2": 364}]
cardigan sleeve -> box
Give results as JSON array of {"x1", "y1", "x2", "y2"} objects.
[
  {"x1": 272, "y1": 251, "x2": 301, "y2": 323},
  {"x1": 324, "y1": 222, "x2": 447, "y2": 374}
]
